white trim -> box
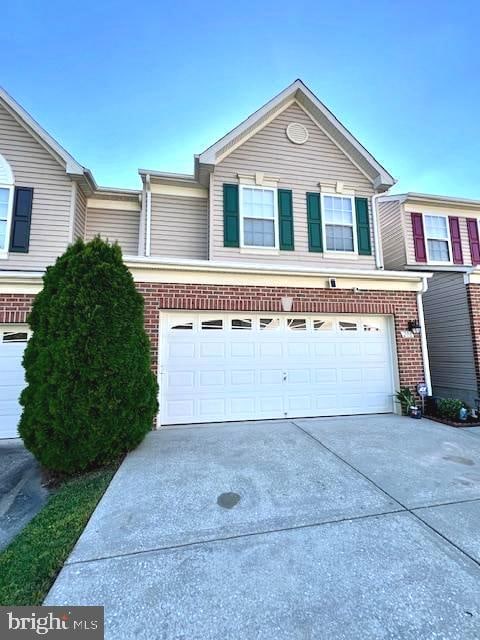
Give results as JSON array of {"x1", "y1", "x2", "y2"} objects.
[
  {"x1": 423, "y1": 212, "x2": 453, "y2": 265},
  {"x1": 208, "y1": 172, "x2": 214, "y2": 260},
  {"x1": 321, "y1": 193, "x2": 358, "y2": 255},
  {"x1": 87, "y1": 197, "x2": 141, "y2": 212},
  {"x1": 149, "y1": 183, "x2": 208, "y2": 198},
  {"x1": 0, "y1": 183, "x2": 14, "y2": 260},
  {"x1": 198, "y1": 80, "x2": 395, "y2": 188},
  {"x1": 145, "y1": 175, "x2": 152, "y2": 257},
  {"x1": 371, "y1": 193, "x2": 384, "y2": 269},
  {"x1": 0, "y1": 88, "x2": 86, "y2": 177},
  {"x1": 417, "y1": 277, "x2": 432, "y2": 395},
  {"x1": 68, "y1": 181, "x2": 77, "y2": 243},
  {"x1": 239, "y1": 184, "x2": 279, "y2": 250}
]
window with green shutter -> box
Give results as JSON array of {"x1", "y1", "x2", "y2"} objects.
[
  {"x1": 355, "y1": 197, "x2": 371, "y2": 255},
  {"x1": 223, "y1": 184, "x2": 239, "y2": 247},
  {"x1": 306, "y1": 192, "x2": 323, "y2": 252},
  {"x1": 278, "y1": 189, "x2": 294, "y2": 250}
]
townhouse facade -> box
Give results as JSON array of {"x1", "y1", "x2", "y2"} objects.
[{"x1": 0, "y1": 80, "x2": 430, "y2": 438}]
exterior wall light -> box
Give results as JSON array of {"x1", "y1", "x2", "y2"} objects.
[
  {"x1": 281, "y1": 297, "x2": 294, "y2": 312},
  {"x1": 408, "y1": 320, "x2": 421, "y2": 335}
]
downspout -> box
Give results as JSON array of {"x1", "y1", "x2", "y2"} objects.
[
  {"x1": 417, "y1": 276, "x2": 432, "y2": 395},
  {"x1": 145, "y1": 173, "x2": 152, "y2": 257},
  {"x1": 371, "y1": 193, "x2": 384, "y2": 270}
]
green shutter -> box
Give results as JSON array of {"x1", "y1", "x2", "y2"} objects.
[
  {"x1": 223, "y1": 184, "x2": 239, "y2": 247},
  {"x1": 306, "y1": 192, "x2": 323, "y2": 252},
  {"x1": 355, "y1": 197, "x2": 371, "y2": 255},
  {"x1": 278, "y1": 189, "x2": 294, "y2": 250}
]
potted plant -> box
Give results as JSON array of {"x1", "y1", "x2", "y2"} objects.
[{"x1": 395, "y1": 387, "x2": 417, "y2": 417}]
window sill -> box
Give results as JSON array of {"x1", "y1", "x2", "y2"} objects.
[
  {"x1": 240, "y1": 247, "x2": 280, "y2": 256},
  {"x1": 322, "y1": 251, "x2": 360, "y2": 260}
]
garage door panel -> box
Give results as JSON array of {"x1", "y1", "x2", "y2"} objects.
[
  {"x1": 160, "y1": 313, "x2": 395, "y2": 424},
  {"x1": 0, "y1": 325, "x2": 29, "y2": 438}
]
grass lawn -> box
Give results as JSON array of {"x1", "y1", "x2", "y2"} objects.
[{"x1": 0, "y1": 463, "x2": 119, "y2": 606}]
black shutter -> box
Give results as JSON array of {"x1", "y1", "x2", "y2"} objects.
[{"x1": 9, "y1": 187, "x2": 33, "y2": 253}]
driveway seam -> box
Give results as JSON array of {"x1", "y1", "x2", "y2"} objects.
[
  {"x1": 65, "y1": 507, "x2": 406, "y2": 567},
  {"x1": 290, "y1": 419, "x2": 480, "y2": 570}
]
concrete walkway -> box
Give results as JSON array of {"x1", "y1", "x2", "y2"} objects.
[{"x1": 46, "y1": 415, "x2": 480, "y2": 639}]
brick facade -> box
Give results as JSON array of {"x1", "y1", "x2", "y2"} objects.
[
  {"x1": 466, "y1": 283, "x2": 480, "y2": 396},
  {"x1": 1, "y1": 283, "x2": 426, "y2": 400}
]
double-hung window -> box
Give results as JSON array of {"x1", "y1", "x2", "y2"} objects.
[
  {"x1": 240, "y1": 186, "x2": 277, "y2": 248},
  {"x1": 323, "y1": 195, "x2": 356, "y2": 252},
  {"x1": 0, "y1": 185, "x2": 14, "y2": 256},
  {"x1": 424, "y1": 215, "x2": 451, "y2": 263}
]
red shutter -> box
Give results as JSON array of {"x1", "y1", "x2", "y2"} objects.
[
  {"x1": 411, "y1": 212, "x2": 427, "y2": 263},
  {"x1": 448, "y1": 217, "x2": 463, "y2": 264},
  {"x1": 467, "y1": 218, "x2": 480, "y2": 265}
]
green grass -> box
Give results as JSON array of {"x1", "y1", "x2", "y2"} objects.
[{"x1": 0, "y1": 464, "x2": 119, "y2": 605}]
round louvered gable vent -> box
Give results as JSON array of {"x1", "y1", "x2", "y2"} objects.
[{"x1": 286, "y1": 122, "x2": 309, "y2": 145}]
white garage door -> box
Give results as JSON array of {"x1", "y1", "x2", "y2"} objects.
[
  {"x1": 0, "y1": 325, "x2": 30, "y2": 439},
  {"x1": 160, "y1": 313, "x2": 396, "y2": 425}
]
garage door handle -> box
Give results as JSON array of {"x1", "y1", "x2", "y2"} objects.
[{"x1": 283, "y1": 373, "x2": 287, "y2": 381}]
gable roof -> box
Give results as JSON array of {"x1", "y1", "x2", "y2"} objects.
[
  {"x1": 380, "y1": 192, "x2": 480, "y2": 210},
  {"x1": 0, "y1": 86, "x2": 96, "y2": 189},
  {"x1": 197, "y1": 79, "x2": 395, "y2": 191}
]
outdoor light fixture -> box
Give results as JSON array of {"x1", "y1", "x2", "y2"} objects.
[
  {"x1": 281, "y1": 296, "x2": 294, "y2": 312},
  {"x1": 408, "y1": 320, "x2": 421, "y2": 335}
]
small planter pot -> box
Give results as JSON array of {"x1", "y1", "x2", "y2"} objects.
[{"x1": 409, "y1": 406, "x2": 422, "y2": 419}]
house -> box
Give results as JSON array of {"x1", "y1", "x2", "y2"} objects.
[
  {"x1": 0, "y1": 80, "x2": 431, "y2": 438},
  {"x1": 379, "y1": 192, "x2": 480, "y2": 407}
]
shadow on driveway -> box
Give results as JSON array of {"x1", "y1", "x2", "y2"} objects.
[{"x1": 0, "y1": 439, "x2": 49, "y2": 550}]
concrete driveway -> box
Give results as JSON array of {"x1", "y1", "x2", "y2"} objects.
[
  {"x1": 0, "y1": 439, "x2": 49, "y2": 550},
  {"x1": 46, "y1": 415, "x2": 480, "y2": 639}
]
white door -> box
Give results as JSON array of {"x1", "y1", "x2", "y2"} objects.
[
  {"x1": 160, "y1": 312, "x2": 396, "y2": 425},
  {"x1": 0, "y1": 325, "x2": 30, "y2": 439}
]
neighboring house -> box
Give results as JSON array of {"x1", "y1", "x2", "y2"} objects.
[
  {"x1": 0, "y1": 80, "x2": 430, "y2": 438},
  {"x1": 379, "y1": 192, "x2": 480, "y2": 407}
]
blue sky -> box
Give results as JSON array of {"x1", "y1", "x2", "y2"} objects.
[{"x1": 1, "y1": 1, "x2": 479, "y2": 196}]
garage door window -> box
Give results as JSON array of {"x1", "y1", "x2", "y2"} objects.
[
  {"x1": 201, "y1": 319, "x2": 223, "y2": 330},
  {"x1": 363, "y1": 322, "x2": 381, "y2": 333},
  {"x1": 313, "y1": 319, "x2": 334, "y2": 331},
  {"x1": 260, "y1": 318, "x2": 280, "y2": 330},
  {"x1": 2, "y1": 331, "x2": 28, "y2": 343},
  {"x1": 170, "y1": 322, "x2": 193, "y2": 331},
  {"x1": 231, "y1": 319, "x2": 252, "y2": 330},
  {"x1": 287, "y1": 318, "x2": 306, "y2": 330},
  {"x1": 339, "y1": 321, "x2": 358, "y2": 331}
]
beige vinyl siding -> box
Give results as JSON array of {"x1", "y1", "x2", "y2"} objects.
[
  {"x1": 85, "y1": 208, "x2": 140, "y2": 255},
  {"x1": 423, "y1": 272, "x2": 477, "y2": 405},
  {"x1": 404, "y1": 204, "x2": 473, "y2": 267},
  {"x1": 211, "y1": 102, "x2": 376, "y2": 268},
  {"x1": 378, "y1": 199, "x2": 407, "y2": 269},
  {"x1": 0, "y1": 102, "x2": 73, "y2": 270},
  {"x1": 73, "y1": 185, "x2": 87, "y2": 240},
  {"x1": 150, "y1": 194, "x2": 208, "y2": 259}
]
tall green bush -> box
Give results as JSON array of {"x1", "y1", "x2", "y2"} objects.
[{"x1": 19, "y1": 237, "x2": 158, "y2": 473}]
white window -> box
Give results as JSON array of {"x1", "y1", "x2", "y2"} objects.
[
  {"x1": 424, "y1": 215, "x2": 451, "y2": 263},
  {"x1": 231, "y1": 319, "x2": 252, "y2": 330},
  {"x1": 339, "y1": 320, "x2": 358, "y2": 332},
  {"x1": 0, "y1": 186, "x2": 13, "y2": 255},
  {"x1": 240, "y1": 186, "x2": 278, "y2": 249},
  {"x1": 323, "y1": 195, "x2": 356, "y2": 253},
  {"x1": 201, "y1": 319, "x2": 223, "y2": 330}
]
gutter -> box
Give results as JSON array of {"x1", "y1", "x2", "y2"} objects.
[
  {"x1": 145, "y1": 174, "x2": 152, "y2": 257},
  {"x1": 123, "y1": 255, "x2": 432, "y2": 282},
  {"x1": 417, "y1": 276, "x2": 432, "y2": 395}
]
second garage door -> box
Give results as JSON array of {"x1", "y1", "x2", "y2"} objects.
[
  {"x1": 0, "y1": 325, "x2": 30, "y2": 439},
  {"x1": 160, "y1": 312, "x2": 396, "y2": 425}
]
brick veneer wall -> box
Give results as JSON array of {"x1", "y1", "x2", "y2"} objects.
[
  {"x1": 0, "y1": 284, "x2": 426, "y2": 395},
  {"x1": 137, "y1": 283, "x2": 425, "y2": 392},
  {"x1": 466, "y1": 284, "x2": 480, "y2": 396}
]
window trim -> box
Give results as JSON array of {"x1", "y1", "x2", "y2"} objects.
[
  {"x1": 239, "y1": 184, "x2": 279, "y2": 250},
  {"x1": 321, "y1": 193, "x2": 358, "y2": 254},
  {"x1": 0, "y1": 184, "x2": 14, "y2": 259},
  {"x1": 423, "y1": 212, "x2": 453, "y2": 265}
]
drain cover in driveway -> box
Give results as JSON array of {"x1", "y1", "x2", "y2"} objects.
[{"x1": 217, "y1": 492, "x2": 241, "y2": 509}]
